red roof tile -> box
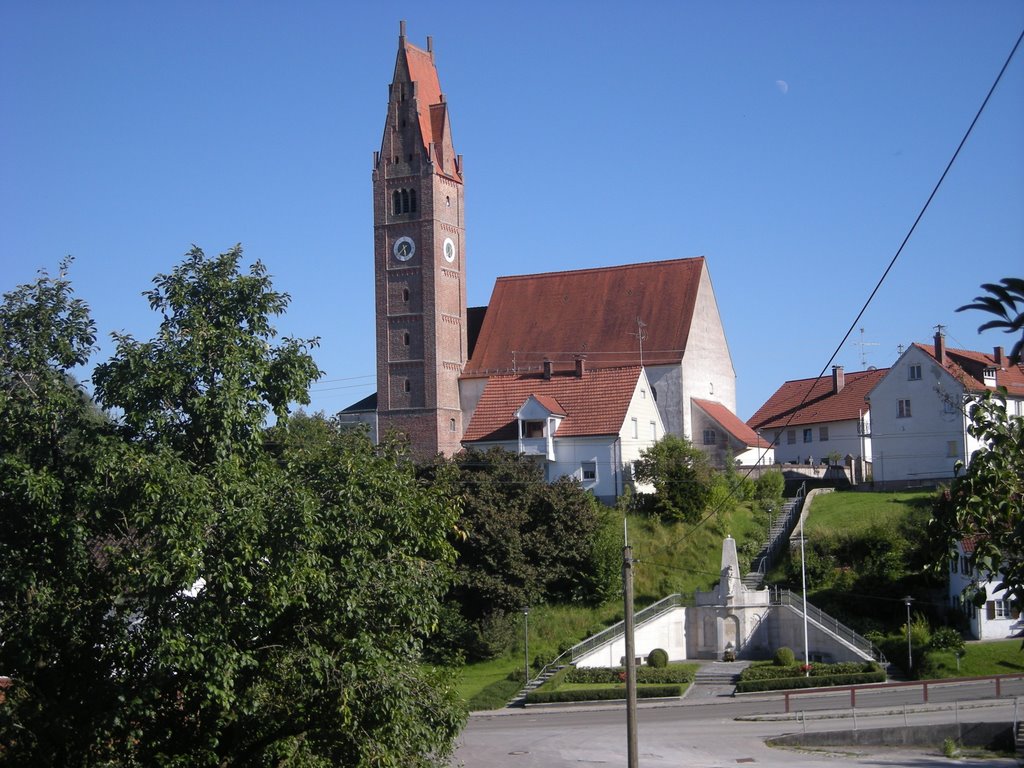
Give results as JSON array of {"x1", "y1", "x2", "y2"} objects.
[
  {"x1": 464, "y1": 258, "x2": 705, "y2": 377},
  {"x1": 401, "y1": 42, "x2": 461, "y2": 182},
  {"x1": 463, "y1": 366, "x2": 643, "y2": 442},
  {"x1": 693, "y1": 398, "x2": 769, "y2": 447},
  {"x1": 747, "y1": 368, "x2": 888, "y2": 431},
  {"x1": 914, "y1": 343, "x2": 1024, "y2": 397}
]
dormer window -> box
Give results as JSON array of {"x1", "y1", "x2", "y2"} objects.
[
  {"x1": 983, "y1": 367, "x2": 997, "y2": 385},
  {"x1": 523, "y1": 420, "x2": 545, "y2": 438}
]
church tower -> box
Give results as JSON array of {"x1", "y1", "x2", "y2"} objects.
[{"x1": 373, "y1": 22, "x2": 467, "y2": 457}]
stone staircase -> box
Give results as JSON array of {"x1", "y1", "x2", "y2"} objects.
[
  {"x1": 693, "y1": 661, "x2": 750, "y2": 689},
  {"x1": 506, "y1": 664, "x2": 568, "y2": 707},
  {"x1": 744, "y1": 492, "x2": 805, "y2": 591}
]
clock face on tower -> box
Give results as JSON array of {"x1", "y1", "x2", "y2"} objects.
[
  {"x1": 442, "y1": 237, "x2": 456, "y2": 263},
  {"x1": 393, "y1": 236, "x2": 415, "y2": 262}
]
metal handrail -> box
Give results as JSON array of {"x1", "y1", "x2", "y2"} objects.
[{"x1": 775, "y1": 588, "x2": 886, "y2": 663}]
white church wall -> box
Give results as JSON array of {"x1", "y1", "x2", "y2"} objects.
[{"x1": 573, "y1": 607, "x2": 688, "y2": 668}]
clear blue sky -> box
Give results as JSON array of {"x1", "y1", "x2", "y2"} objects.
[{"x1": 2, "y1": 1, "x2": 1022, "y2": 421}]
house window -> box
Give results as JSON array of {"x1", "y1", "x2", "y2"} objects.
[
  {"x1": 908, "y1": 364, "x2": 922, "y2": 381},
  {"x1": 819, "y1": 426, "x2": 829, "y2": 442},
  {"x1": 787, "y1": 430, "x2": 796, "y2": 445},
  {"x1": 898, "y1": 399, "x2": 912, "y2": 418},
  {"x1": 803, "y1": 428, "x2": 812, "y2": 443},
  {"x1": 961, "y1": 555, "x2": 970, "y2": 575},
  {"x1": 987, "y1": 600, "x2": 1019, "y2": 620},
  {"x1": 581, "y1": 461, "x2": 597, "y2": 482},
  {"x1": 631, "y1": 418, "x2": 638, "y2": 439},
  {"x1": 640, "y1": 388, "x2": 646, "y2": 399},
  {"x1": 703, "y1": 429, "x2": 716, "y2": 445},
  {"x1": 947, "y1": 441, "x2": 958, "y2": 458},
  {"x1": 650, "y1": 421, "x2": 657, "y2": 439}
]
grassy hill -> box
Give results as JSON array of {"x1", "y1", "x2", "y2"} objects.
[{"x1": 457, "y1": 499, "x2": 766, "y2": 707}]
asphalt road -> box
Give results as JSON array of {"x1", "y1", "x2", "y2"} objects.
[{"x1": 452, "y1": 680, "x2": 1024, "y2": 767}]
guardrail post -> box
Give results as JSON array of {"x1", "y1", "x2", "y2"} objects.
[
  {"x1": 923, "y1": 682, "x2": 928, "y2": 703},
  {"x1": 996, "y1": 677, "x2": 1002, "y2": 697},
  {"x1": 785, "y1": 692, "x2": 790, "y2": 714},
  {"x1": 851, "y1": 688, "x2": 856, "y2": 708}
]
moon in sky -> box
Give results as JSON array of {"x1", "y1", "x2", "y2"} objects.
[{"x1": 775, "y1": 79, "x2": 789, "y2": 95}]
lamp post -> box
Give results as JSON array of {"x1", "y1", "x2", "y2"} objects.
[
  {"x1": 903, "y1": 596, "x2": 914, "y2": 672},
  {"x1": 522, "y1": 606, "x2": 530, "y2": 688},
  {"x1": 800, "y1": 514, "x2": 810, "y2": 675}
]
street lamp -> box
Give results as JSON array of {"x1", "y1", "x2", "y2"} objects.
[
  {"x1": 800, "y1": 515, "x2": 810, "y2": 675},
  {"x1": 903, "y1": 596, "x2": 914, "y2": 672},
  {"x1": 522, "y1": 606, "x2": 530, "y2": 688}
]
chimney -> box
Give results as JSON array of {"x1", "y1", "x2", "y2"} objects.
[
  {"x1": 934, "y1": 330, "x2": 946, "y2": 365},
  {"x1": 574, "y1": 355, "x2": 586, "y2": 378},
  {"x1": 995, "y1": 346, "x2": 1004, "y2": 366},
  {"x1": 543, "y1": 359, "x2": 553, "y2": 380},
  {"x1": 832, "y1": 365, "x2": 845, "y2": 394}
]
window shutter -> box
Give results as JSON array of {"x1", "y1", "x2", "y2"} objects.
[{"x1": 987, "y1": 601, "x2": 996, "y2": 620}]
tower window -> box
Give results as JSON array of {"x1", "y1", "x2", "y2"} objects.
[
  {"x1": 446, "y1": 195, "x2": 450, "y2": 207},
  {"x1": 409, "y1": 188, "x2": 417, "y2": 213},
  {"x1": 404, "y1": 379, "x2": 411, "y2": 393},
  {"x1": 401, "y1": 189, "x2": 409, "y2": 214},
  {"x1": 403, "y1": 332, "x2": 410, "y2": 346},
  {"x1": 402, "y1": 288, "x2": 410, "y2": 302},
  {"x1": 392, "y1": 190, "x2": 401, "y2": 215},
  {"x1": 449, "y1": 418, "x2": 456, "y2": 432}
]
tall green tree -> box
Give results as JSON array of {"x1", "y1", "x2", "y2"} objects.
[
  {"x1": 1, "y1": 251, "x2": 465, "y2": 767},
  {"x1": 632, "y1": 434, "x2": 714, "y2": 523}
]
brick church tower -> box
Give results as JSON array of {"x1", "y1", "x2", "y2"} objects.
[{"x1": 372, "y1": 22, "x2": 467, "y2": 457}]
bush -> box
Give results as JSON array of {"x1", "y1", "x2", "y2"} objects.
[
  {"x1": 647, "y1": 648, "x2": 668, "y2": 668},
  {"x1": 773, "y1": 647, "x2": 796, "y2": 666},
  {"x1": 754, "y1": 469, "x2": 785, "y2": 503},
  {"x1": 929, "y1": 626, "x2": 966, "y2": 654},
  {"x1": 735, "y1": 670, "x2": 885, "y2": 694},
  {"x1": 526, "y1": 684, "x2": 684, "y2": 704},
  {"x1": 565, "y1": 665, "x2": 694, "y2": 685}
]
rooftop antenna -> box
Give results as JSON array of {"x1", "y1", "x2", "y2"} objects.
[
  {"x1": 855, "y1": 327, "x2": 879, "y2": 368},
  {"x1": 629, "y1": 317, "x2": 648, "y2": 366}
]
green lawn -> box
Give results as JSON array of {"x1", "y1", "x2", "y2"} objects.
[
  {"x1": 923, "y1": 639, "x2": 1024, "y2": 679},
  {"x1": 804, "y1": 490, "x2": 934, "y2": 537}
]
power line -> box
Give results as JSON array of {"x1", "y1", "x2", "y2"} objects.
[{"x1": 644, "y1": 27, "x2": 1024, "y2": 563}]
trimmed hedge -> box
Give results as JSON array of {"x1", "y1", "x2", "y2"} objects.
[
  {"x1": 526, "y1": 684, "x2": 684, "y2": 704},
  {"x1": 740, "y1": 661, "x2": 878, "y2": 682},
  {"x1": 566, "y1": 666, "x2": 694, "y2": 685},
  {"x1": 735, "y1": 670, "x2": 885, "y2": 694}
]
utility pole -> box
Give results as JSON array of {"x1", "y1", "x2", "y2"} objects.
[{"x1": 622, "y1": 530, "x2": 638, "y2": 768}]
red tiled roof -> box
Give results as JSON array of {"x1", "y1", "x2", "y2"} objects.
[
  {"x1": 914, "y1": 344, "x2": 1024, "y2": 398},
  {"x1": 464, "y1": 258, "x2": 705, "y2": 376},
  {"x1": 693, "y1": 398, "x2": 769, "y2": 448},
  {"x1": 463, "y1": 366, "x2": 643, "y2": 442},
  {"x1": 747, "y1": 368, "x2": 888, "y2": 431},
  {"x1": 401, "y1": 41, "x2": 462, "y2": 182}
]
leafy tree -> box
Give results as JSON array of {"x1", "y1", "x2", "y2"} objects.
[
  {"x1": 426, "y1": 448, "x2": 619, "y2": 661},
  {"x1": 932, "y1": 391, "x2": 1024, "y2": 609},
  {"x1": 93, "y1": 245, "x2": 322, "y2": 466},
  {"x1": 632, "y1": 434, "x2": 714, "y2": 522},
  {"x1": 1, "y1": 253, "x2": 465, "y2": 767}
]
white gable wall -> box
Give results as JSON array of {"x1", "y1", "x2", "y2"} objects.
[
  {"x1": 868, "y1": 346, "x2": 968, "y2": 485},
  {"x1": 679, "y1": 266, "x2": 736, "y2": 442}
]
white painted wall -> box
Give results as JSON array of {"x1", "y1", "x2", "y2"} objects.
[
  {"x1": 948, "y1": 543, "x2": 1023, "y2": 640},
  {"x1": 868, "y1": 346, "x2": 968, "y2": 485},
  {"x1": 574, "y1": 607, "x2": 688, "y2": 667},
  {"x1": 768, "y1": 417, "x2": 868, "y2": 466}
]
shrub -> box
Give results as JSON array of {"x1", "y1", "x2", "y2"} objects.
[
  {"x1": 526, "y1": 685, "x2": 683, "y2": 704},
  {"x1": 735, "y1": 670, "x2": 885, "y2": 694},
  {"x1": 647, "y1": 648, "x2": 669, "y2": 668},
  {"x1": 565, "y1": 665, "x2": 694, "y2": 685},
  {"x1": 929, "y1": 626, "x2": 965, "y2": 654},
  {"x1": 773, "y1": 647, "x2": 795, "y2": 666}
]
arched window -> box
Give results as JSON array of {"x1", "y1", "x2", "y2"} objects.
[
  {"x1": 404, "y1": 379, "x2": 411, "y2": 393},
  {"x1": 409, "y1": 189, "x2": 417, "y2": 213},
  {"x1": 449, "y1": 418, "x2": 456, "y2": 432},
  {"x1": 401, "y1": 189, "x2": 410, "y2": 214},
  {"x1": 402, "y1": 288, "x2": 410, "y2": 302},
  {"x1": 392, "y1": 190, "x2": 401, "y2": 215}
]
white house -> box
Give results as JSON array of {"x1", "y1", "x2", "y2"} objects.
[
  {"x1": 867, "y1": 332, "x2": 1024, "y2": 488},
  {"x1": 949, "y1": 538, "x2": 1022, "y2": 640},
  {"x1": 747, "y1": 366, "x2": 885, "y2": 469},
  {"x1": 461, "y1": 363, "x2": 665, "y2": 503}
]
